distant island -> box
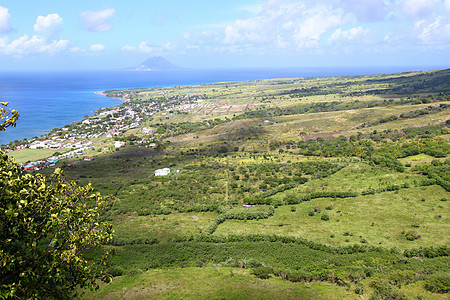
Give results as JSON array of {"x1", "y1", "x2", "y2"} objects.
[{"x1": 122, "y1": 56, "x2": 184, "y2": 71}]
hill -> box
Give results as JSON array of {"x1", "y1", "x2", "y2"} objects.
[
  {"x1": 23, "y1": 69, "x2": 450, "y2": 299},
  {"x1": 122, "y1": 56, "x2": 183, "y2": 71}
]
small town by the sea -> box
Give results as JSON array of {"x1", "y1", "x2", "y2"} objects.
[{"x1": 3, "y1": 87, "x2": 210, "y2": 168}]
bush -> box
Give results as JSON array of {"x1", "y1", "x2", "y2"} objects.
[
  {"x1": 354, "y1": 284, "x2": 364, "y2": 295},
  {"x1": 403, "y1": 245, "x2": 449, "y2": 258},
  {"x1": 388, "y1": 270, "x2": 416, "y2": 287},
  {"x1": 424, "y1": 274, "x2": 450, "y2": 293},
  {"x1": 108, "y1": 266, "x2": 125, "y2": 277},
  {"x1": 405, "y1": 230, "x2": 420, "y2": 241},
  {"x1": 252, "y1": 266, "x2": 273, "y2": 279},
  {"x1": 321, "y1": 213, "x2": 330, "y2": 221},
  {"x1": 369, "y1": 279, "x2": 407, "y2": 300}
]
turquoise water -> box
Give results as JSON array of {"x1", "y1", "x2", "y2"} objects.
[{"x1": 0, "y1": 66, "x2": 438, "y2": 145}]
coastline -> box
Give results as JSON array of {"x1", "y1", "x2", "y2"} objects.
[
  {"x1": 95, "y1": 91, "x2": 126, "y2": 102},
  {"x1": 1, "y1": 66, "x2": 445, "y2": 146}
]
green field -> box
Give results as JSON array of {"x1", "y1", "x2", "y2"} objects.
[
  {"x1": 30, "y1": 69, "x2": 450, "y2": 299},
  {"x1": 83, "y1": 267, "x2": 358, "y2": 300},
  {"x1": 8, "y1": 148, "x2": 66, "y2": 163}
]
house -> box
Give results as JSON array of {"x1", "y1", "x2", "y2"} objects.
[
  {"x1": 155, "y1": 168, "x2": 170, "y2": 176},
  {"x1": 83, "y1": 156, "x2": 94, "y2": 161},
  {"x1": 23, "y1": 164, "x2": 36, "y2": 171},
  {"x1": 114, "y1": 141, "x2": 126, "y2": 148},
  {"x1": 29, "y1": 141, "x2": 46, "y2": 149},
  {"x1": 46, "y1": 157, "x2": 59, "y2": 164}
]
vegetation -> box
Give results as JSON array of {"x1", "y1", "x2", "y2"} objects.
[
  {"x1": 5, "y1": 69, "x2": 450, "y2": 299},
  {"x1": 0, "y1": 106, "x2": 114, "y2": 299}
]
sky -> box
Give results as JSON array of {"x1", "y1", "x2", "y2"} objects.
[{"x1": 0, "y1": 0, "x2": 449, "y2": 70}]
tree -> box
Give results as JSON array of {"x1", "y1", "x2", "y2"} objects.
[
  {"x1": 0, "y1": 102, "x2": 19, "y2": 132},
  {"x1": 0, "y1": 103, "x2": 114, "y2": 298}
]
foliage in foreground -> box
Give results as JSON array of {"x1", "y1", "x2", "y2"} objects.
[
  {"x1": 0, "y1": 152, "x2": 114, "y2": 298},
  {"x1": 0, "y1": 104, "x2": 114, "y2": 299}
]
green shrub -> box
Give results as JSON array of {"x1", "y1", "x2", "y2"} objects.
[
  {"x1": 369, "y1": 279, "x2": 407, "y2": 300},
  {"x1": 354, "y1": 284, "x2": 364, "y2": 295},
  {"x1": 388, "y1": 270, "x2": 416, "y2": 287},
  {"x1": 404, "y1": 230, "x2": 420, "y2": 241},
  {"x1": 108, "y1": 266, "x2": 125, "y2": 277},
  {"x1": 424, "y1": 274, "x2": 450, "y2": 293},
  {"x1": 321, "y1": 213, "x2": 330, "y2": 221},
  {"x1": 252, "y1": 266, "x2": 273, "y2": 279}
]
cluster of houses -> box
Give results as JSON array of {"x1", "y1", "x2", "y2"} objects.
[
  {"x1": 5, "y1": 89, "x2": 215, "y2": 171},
  {"x1": 23, "y1": 156, "x2": 59, "y2": 171}
]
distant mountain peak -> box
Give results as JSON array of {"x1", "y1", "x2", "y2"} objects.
[{"x1": 123, "y1": 57, "x2": 182, "y2": 71}]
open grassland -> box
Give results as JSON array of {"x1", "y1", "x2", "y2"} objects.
[
  {"x1": 9, "y1": 148, "x2": 67, "y2": 163},
  {"x1": 112, "y1": 212, "x2": 216, "y2": 243},
  {"x1": 84, "y1": 267, "x2": 450, "y2": 300},
  {"x1": 83, "y1": 267, "x2": 357, "y2": 300},
  {"x1": 33, "y1": 69, "x2": 450, "y2": 299},
  {"x1": 214, "y1": 185, "x2": 449, "y2": 249}
]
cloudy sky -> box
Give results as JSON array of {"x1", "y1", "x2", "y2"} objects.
[{"x1": 0, "y1": 0, "x2": 449, "y2": 70}]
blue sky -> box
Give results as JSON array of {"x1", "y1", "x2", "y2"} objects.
[{"x1": 0, "y1": 0, "x2": 449, "y2": 70}]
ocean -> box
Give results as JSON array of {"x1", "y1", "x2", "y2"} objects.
[{"x1": 0, "y1": 66, "x2": 440, "y2": 146}]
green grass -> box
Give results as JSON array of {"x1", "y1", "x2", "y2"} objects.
[
  {"x1": 399, "y1": 153, "x2": 442, "y2": 167},
  {"x1": 214, "y1": 185, "x2": 449, "y2": 249},
  {"x1": 112, "y1": 212, "x2": 217, "y2": 242},
  {"x1": 83, "y1": 267, "x2": 357, "y2": 299},
  {"x1": 284, "y1": 162, "x2": 424, "y2": 195},
  {"x1": 8, "y1": 148, "x2": 67, "y2": 163}
]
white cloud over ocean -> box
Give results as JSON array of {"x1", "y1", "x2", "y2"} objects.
[
  {"x1": 79, "y1": 8, "x2": 115, "y2": 32},
  {"x1": 0, "y1": 6, "x2": 13, "y2": 34},
  {"x1": 34, "y1": 14, "x2": 63, "y2": 40}
]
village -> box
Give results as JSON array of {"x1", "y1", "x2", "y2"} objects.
[{"x1": 3, "y1": 90, "x2": 213, "y2": 171}]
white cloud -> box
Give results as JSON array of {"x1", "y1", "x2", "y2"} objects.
[
  {"x1": 329, "y1": 0, "x2": 386, "y2": 22},
  {"x1": 293, "y1": 8, "x2": 345, "y2": 49},
  {"x1": 0, "y1": 11, "x2": 70, "y2": 56},
  {"x1": 70, "y1": 46, "x2": 85, "y2": 53},
  {"x1": 402, "y1": 0, "x2": 440, "y2": 18},
  {"x1": 445, "y1": 0, "x2": 450, "y2": 10},
  {"x1": 223, "y1": 2, "x2": 348, "y2": 50},
  {"x1": 34, "y1": 14, "x2": 63, "y2": 40},
  {"x1": 0, "y1": 6, "x2": 12, "y2": 34},
  {"x1": 79, "y1": 8, "x2": 115, "y2": 32},
  {"x1": 89, "y1": 43, "x2": 106, "y2": 52},
  {"x1": 416, "y1": 17, "x2": 450, "y2": 44},
  {"x1": 121, "y1": 42, "x2": 162, "y2": 54},
  {"x1": 329, "y1": 26, "x2": 372, "y2": 44},
  {"x1": 0, "y1": 34, "x2": 69, "y2": 56}
]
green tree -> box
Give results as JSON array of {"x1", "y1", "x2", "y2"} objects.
[
  {"x1": 0, "y1": 103, "x2": 114, "y2": 298},
  {"x1": 0, "y1": 102, "x2": 19, "y2": 132}
]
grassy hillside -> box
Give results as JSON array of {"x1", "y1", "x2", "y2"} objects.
[{"x1": 33, "y1": 69, "x2": 449, "y2": 299}]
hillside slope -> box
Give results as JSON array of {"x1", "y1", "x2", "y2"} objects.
[{"x1": 33, "y1": 69, "x2": 449, "y2": 299}]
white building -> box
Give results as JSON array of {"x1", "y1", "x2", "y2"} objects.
[
  {"x1": 155, "y1": 168, "x2": 170, "y2": 176},
  {"x1": 114, "y1": 141, "x2": 126, "y2": 148}
]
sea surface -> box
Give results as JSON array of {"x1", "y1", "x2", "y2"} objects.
[{"x1": 0, "y1": 66, "x2": 441, "y2": 145}]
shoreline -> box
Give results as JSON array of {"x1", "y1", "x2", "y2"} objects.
[
  {"x1": 95, "y1": 91, "x2": 126, "y2": 102},
  {"x1": 2, "y1": 67, "x2": 446, "y2": 146}
]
